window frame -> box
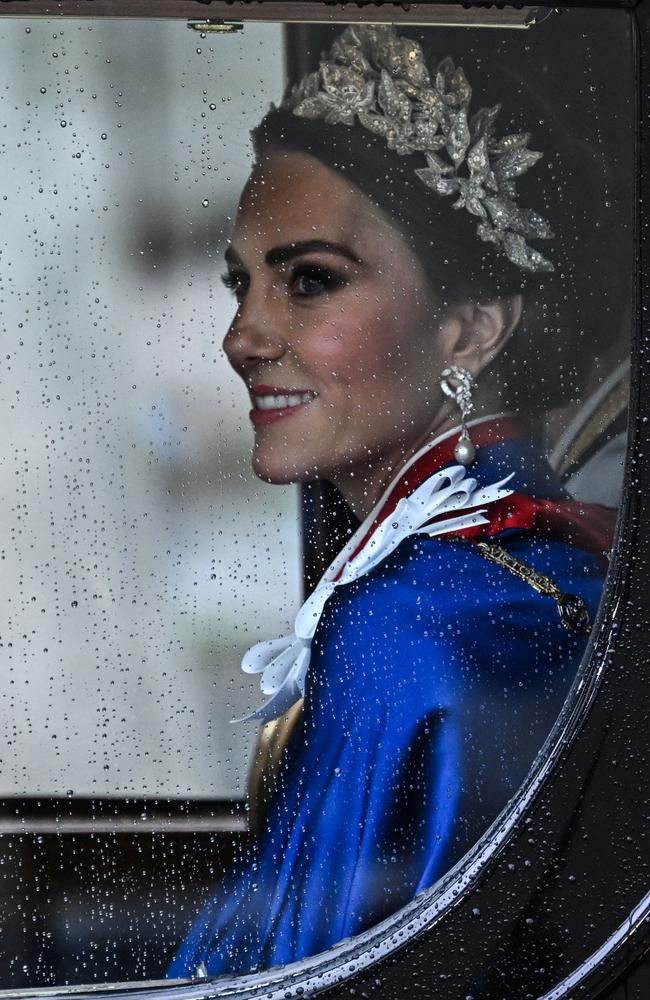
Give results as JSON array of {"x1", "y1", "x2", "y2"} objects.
[{"x1": 0, "y1": 2, "x2": 647, "y2": 998}]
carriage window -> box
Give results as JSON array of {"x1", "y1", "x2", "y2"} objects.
[{"x1": 0, "y1": 7, "x2": 634, "y2": 992}]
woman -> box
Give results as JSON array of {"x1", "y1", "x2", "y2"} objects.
[{"x1": 168, "y1": 25, "x2": 620, "y2": 978}]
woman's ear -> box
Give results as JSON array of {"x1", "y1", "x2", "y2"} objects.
[{"x1": 445, "y1": 295, "x2": 524, "y2": 376}]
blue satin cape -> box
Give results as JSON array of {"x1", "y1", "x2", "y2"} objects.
[{"x1": 168, "y1": 432, "x2": 609, "y2": 978}]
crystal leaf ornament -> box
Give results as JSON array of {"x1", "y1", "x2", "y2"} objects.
[{"x1": 283, "y1": 25, "x2": 555, "y2": 273}]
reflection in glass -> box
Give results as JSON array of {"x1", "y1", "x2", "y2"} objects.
[{"x1": 0, "y1": 9, "x2": 634, "y2": 990}]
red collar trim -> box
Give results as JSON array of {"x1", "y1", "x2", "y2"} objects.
[
  {"x1": 378, "y1": 416, "x2": 522, "y2": 516},
  {"x1": 345, "y1": 417, "x2": 523, "y2": 564},
  {"x1": 339, "y1": 416, "x2": 615, "y2": 570},
  {"x1": 450, "y1": 492, "x2": 616, "y2": 559}
]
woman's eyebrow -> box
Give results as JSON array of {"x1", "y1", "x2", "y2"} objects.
[
  {"x1": 224, "y1": 245, "x2": 245, "y2": 268},
  {"x1": 266, "y1": 240, "x2": 361, "y2": 267},
  {"x1": 224, "y1": 240, "x2": 361, "y2": 270}
]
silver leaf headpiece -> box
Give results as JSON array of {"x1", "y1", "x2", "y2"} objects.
[{"x1": 281, "y1": 25, "x2": 555, "y2": 273}]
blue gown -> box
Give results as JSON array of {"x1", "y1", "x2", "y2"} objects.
[{"x1": 167, "y1": 431, "x2": 609, "y2": 978}]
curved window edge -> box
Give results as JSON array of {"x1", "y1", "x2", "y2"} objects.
[{"x1": 0, "y1": 2, "x2": 644, "y2": 998}]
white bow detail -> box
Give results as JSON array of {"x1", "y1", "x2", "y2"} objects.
[{"x1": 233, "y1": 464, "x2": 513, "y2": 724}]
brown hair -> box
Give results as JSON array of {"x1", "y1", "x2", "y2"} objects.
[{"x1": 251, "y1": 28, "x2": 633, "y2": 414}]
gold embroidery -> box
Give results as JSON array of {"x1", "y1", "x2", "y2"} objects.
[
  {"x1": 248, "y1": 700, "x2": 303, "y2": 833},
  {"x1": 556, "y1": 373, "x2": 629, "y2": 479},
  {"x1": 474, "y1": 541, "x2": 592, "y2": 635}
]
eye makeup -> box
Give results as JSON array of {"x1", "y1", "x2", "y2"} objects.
[{"x1": 220, "y1": 260, "x2": 351, "y2": 300}]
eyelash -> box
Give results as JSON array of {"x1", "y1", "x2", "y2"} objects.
[{"x1": 220, "y1": 264, "x2": 348, "y2": 300}]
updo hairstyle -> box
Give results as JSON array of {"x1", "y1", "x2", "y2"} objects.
[{"x1": 250, "y1": 21, "x2": 633, "y2": 417}]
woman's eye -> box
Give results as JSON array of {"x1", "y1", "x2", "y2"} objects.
[
  {"x1": 221, "y1": 271, "x2": 248, "y2": 299},
  {"x1": 291, "y1": 265, "x2": 346, "y2": 298}
]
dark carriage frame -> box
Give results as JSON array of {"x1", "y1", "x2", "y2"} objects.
[{"x1": 0, "y1": 1, "x2": 647, "y2": 998}]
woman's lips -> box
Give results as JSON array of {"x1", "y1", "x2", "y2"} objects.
[{"x1": 249, "y1": 385, "x2": 319, "y2": 426}]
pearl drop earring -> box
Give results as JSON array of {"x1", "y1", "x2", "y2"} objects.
[{"x1": 439, "y1": 365, "x2": 476, "y2": 466}]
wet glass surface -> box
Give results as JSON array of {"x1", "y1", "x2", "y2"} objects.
[{"x1": 0, "y1": 9, "x2": 635, "y2": 989}]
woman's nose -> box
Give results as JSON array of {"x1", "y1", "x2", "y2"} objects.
[{"x1": 223, "y1": 315, "x2": 286, "y2": 370}]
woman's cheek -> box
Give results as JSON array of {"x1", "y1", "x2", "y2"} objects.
[{"x1": 305, "y1": 311, "x2": 401, "y2": 382}]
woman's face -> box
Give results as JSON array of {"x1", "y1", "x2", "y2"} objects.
[{"x1": 222, "y1": 151, "x2": 453, "y2": 498}]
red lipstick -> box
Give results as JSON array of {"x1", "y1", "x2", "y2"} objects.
[{"x1": 248, "y1": 385, "x2": 318, "y2": 426}]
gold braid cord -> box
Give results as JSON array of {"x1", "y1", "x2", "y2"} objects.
[{"x1": 474, "y1": 541, "x2": 592, "y2": 635}]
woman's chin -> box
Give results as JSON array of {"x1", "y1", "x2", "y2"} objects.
[{"x1": 251, "y1": 449, "x2": 318, "y2": 486}]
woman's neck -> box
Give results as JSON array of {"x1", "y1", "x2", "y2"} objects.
[
  {"x1": 329, "y1": 388, "x2": 518, "y2": 521},
  {"x1": 331, "y1": 422, "x2": 442, "y2": 521},
  {"x1": 329, "y1": 409, "x2": 463, "y2": 521}
]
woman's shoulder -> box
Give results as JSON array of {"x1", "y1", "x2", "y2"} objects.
[
  {"x1": 311, "y1": 532, "x2": 606, "y2": 693},
  {"x1": 308, "y1": 531, "x2": 604, "y2": 718},
  {"x1": 328, "y1": 532, "x2": 606, "y2": 625}
]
